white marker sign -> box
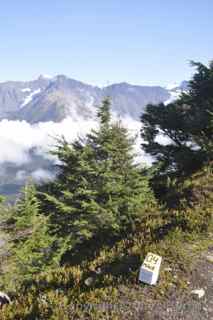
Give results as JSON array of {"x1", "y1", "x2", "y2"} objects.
[{"x1": 139, "y1": 252, "x2": 162, "y2": 285}]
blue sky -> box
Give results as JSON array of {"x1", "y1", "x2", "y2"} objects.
[{"x1": 0, "y1": 0, "x2": 212, "y2": 86}]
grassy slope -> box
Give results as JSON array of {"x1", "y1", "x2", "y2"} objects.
[{"x1": 1, "y1": 164, "x2": 212, "y2": 319}]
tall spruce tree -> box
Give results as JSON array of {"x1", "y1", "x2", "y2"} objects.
[
  {"x1": 2, "y1": 183, "x2": 62, "y2": 289},
  {"x1": 40, "y1": 99, "x2": 157, "y2": 253}
]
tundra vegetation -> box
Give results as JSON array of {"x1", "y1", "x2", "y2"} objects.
[{"x1": 0, "y1": 62, "x2": 212, "y2": 319}]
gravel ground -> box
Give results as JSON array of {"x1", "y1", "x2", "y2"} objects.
[
  {"x1": 102, "y1": 245, "x2": 213, "y2": 320},
  {"x1": 132, "y1": 247, "x2": 213, "y2": 320}
]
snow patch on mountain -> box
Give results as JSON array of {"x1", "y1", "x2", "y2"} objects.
[
  {"x1": 39, "y1": 74, "x2": 54, "y2": 80},
  {"x1": 20, "y1": 88, "x2": 41, "y2": 108},
  {"x1": 21, "y1": 88, "x2": 31, "y2": 93}
]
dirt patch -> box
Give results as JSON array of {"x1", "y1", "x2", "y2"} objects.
[{"x1": 109, "y1": 246, "x2": 213, "y2": 319}]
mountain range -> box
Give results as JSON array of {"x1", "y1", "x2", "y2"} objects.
[
  {"x1": 0, "y1": 75, "x2": 188, "y2": 123},
  {"x1": 0, "y1": 75, "x2": 188, "y2": 199}
]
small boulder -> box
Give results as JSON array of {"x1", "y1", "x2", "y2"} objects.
[
  {"x1": 94, "y1": 267, "x2": 102, "y2": 275},
  {"x1": 0, "y1": 292, "x2": 11, "y2": 307},
  {"x1": 164, "y1": 267, "x2": 172, "y2": 272},
  {"x1": 191, "y1": 288, "x2": 205, "y2": 299},
  {"x1": 206, "y1": 254, "x2": 213, "y2": 264},
  {"x1": 84, "y1": 277, "x2": 94, "y2": 287}
]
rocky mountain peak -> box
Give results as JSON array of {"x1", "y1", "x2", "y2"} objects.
[{"x1": 0, "y1": 76, "x2": 187, "y2": 123}]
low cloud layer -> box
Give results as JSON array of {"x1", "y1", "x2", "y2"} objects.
[
  {"x1": 0, "y1": 116, "x2": 157, "y2": 174},
  {"x1": 31, "y1": 168, "x2": 55, "y2": 182},
  {"x1": 0, "y1": 118, "x2": 98, "y2": 165}
]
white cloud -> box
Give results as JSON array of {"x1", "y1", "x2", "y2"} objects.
[
  {"x1": 164, "y1": 89, "x2": 182, "y2": 105},
  {"x1": 31, "y1": 169, "x2": 55, "y2": 182},
  {"x1": 0, "y1": 116, "x2": 155, "y2": 170},
  {"x1": 116, "y1": 114, "x2": 153, "y2": 165},
  {"x1": 0, "y1": 118, "x2": 97, "y2": 165},
  {"x1": 15, "y1": 170, "x2": 28, "y2": 181},
  {"x1": 0, "y1": 137, "x2": 30, "y2": 165}
]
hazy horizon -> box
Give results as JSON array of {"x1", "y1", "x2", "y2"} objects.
[{"x1": 0, "y1": 73, "x2": 187, "y2": 88}]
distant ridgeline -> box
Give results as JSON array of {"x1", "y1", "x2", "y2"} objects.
[{"x1": 0, "y1": 75, "x2": 187, "y2": 123}]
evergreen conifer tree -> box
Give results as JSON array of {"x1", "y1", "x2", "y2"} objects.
[
  {"x1": 141, "y1": 61, "x2": 213, "y2": 176},
  {"x1": 3, "y1": 183, "x2": 62, "y2": 289},
  {"x1": 40, "y1": 99, "x2": 157, "y2": 253}
]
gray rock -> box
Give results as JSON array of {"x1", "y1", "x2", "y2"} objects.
[
  {"x1": 164, "y1": 267, "x2": 172, "y2": 272},
  {"x1": 206, "y1": 254, "x2": 213, "y2": 264},
  {"x1": 191, "y1": 288, "x2": 205, "y2": 299},
  {"x1": 0, "y1": 291, "x2": 11, "y2": 307},
  {"x1": 84, "y1": 277, "x2": 94, "y2": 287}
]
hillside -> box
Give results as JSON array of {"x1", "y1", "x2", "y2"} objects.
[
  {"x1": 0, "y1": 164, "x2": 212, "y2": 319},
  {"x1": 0, "y1": 62, "x2": 212, "y2": 320}
]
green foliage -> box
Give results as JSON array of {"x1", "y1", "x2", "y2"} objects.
[
  {"x1": 97, "y1": 97, "x2": 111, "y2": 127},
  {"x1": 171, "y1": 163, "x2": 213, "y2": 233},
  {"x1": 1, "y1": 183, "x2": 62, "y2": 291},
  {"x1": 0, "y1": 159, "x2": 212, "y2": 320},
  {"x1": 39, "y1": 98, "x2": 157, "y2": 254},
  {"x1": 0, "y1": 195, "x2": 5, "y2": 204},
  {"x1": 141, "y1": 61, "x2": 213, "y2": 177},
  {"x1": 1, "y1": 172, "x2": 212, "y2": 319}
]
